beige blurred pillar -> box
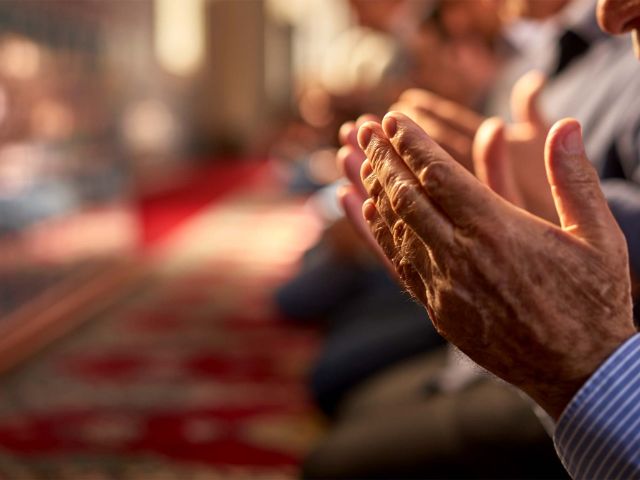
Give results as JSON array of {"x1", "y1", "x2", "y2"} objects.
[{"x1": 193, "y1": 0, "x2": 266, "y2": 155}]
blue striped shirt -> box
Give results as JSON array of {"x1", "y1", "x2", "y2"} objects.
[{"x1": 554, "y1": 333, "x2": 640, "y2": 479}]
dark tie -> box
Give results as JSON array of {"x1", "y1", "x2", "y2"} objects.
[{"x1": 552, "y1": 29, "x2": 591, "y2": 77}]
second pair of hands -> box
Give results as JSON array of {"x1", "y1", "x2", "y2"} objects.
[
  {"x1": 335, "y1": 74, "x2": 636, "y2": 420},
  {"x1": 336, "y1": 71, "x2": 553, "y2": 275},
  {"x1": 388, "y1": 70, "x2": 556, "y2": 223}
]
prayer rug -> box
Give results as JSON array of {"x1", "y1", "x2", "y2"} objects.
[{"x1": 0, "y1": 164, "x2": 325, "y2": 478}]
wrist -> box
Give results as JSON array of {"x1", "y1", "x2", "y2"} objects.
[{"x1": 536, "y1": 327, "x2": 638, "y2": 420}]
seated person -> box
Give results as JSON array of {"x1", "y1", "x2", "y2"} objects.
[
  {"x1": 304, "y1": 0, "x2": 640, "y2": 476},
  {"x1": 338, "y1": 0, "x2": 640, "y2": 476},
  {"x1": 279, "y1": 0, "x2": 502, "y2": 417}
]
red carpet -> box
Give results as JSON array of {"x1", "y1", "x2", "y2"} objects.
[
  {"x1": 0, "y1": 164, "x2": 325, "y2": 478},
  {"x1": 137, "y1": 161, "x2": 269, "y2": 248}
]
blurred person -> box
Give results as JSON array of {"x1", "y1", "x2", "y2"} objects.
[
  {"x1": 337, "y1": 0, "x2": 640, "y2": 477},
  {"x1": 298, "y1": 12, "x2": 617, "y2": 471},
  {"x1": 338, "y1": 0, "x2": 640, "y2": 411},
  {"x1": 278, "y1": 0, "x2": 509, "y2": 420},
  {"x1": 405, "y1": 0, "x2": 504, "y2": 108},
  {"x1": 387, "y1": 0, "x2": 640, "y2": 301},
  {"x1": 304, "y1": 0, "x2": 640, "y2": 477}
]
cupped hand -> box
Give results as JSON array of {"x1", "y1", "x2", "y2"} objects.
[
  {"x1": 357, "y1": 112, "x2": 636, "y2": 420},
  {"x1": 501, "y1": 71, "x2": 558, "y2": 223},
  {"x1": 393, "y1": 71, "x2": 558, "y2": 223},
  {"x1": 336, "y1": 115, "x2": 406, "y2": 281},
  {"x1": 390, "y1": 88, "x2": 483, "y2": 171}
]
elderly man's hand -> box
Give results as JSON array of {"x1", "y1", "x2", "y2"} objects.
[
  {"x1": 356, "y1": 112, "x2": 636, "y2": 420},
  {"x1": 394, "y1": 71, "x2": 558, "y2": 223},
  {"x1": 336, "y1": 114, "x2": 428, "y2": 302},
  {"x1": 390, "y1": 88, "x2": 483, "y2": 171}
]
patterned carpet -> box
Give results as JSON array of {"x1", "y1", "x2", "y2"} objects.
[{"x1": 0, "y1": 167, "x2": 325, "y2": 478}]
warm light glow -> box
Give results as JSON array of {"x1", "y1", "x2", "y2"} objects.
[
  {"x1": 154, "y1": 0, "x2": 206, "y2": 76},
  {"x1": 122, "y1": 99, "x2": 178, "y2": 153},
  {"x1": 31, "y1": 99, "x2": 75, "y2": 140},
  {"x1": 0, "y1": 35, "x2": 41, "y2": 80},
  {"x1": 0, "y1": 143, "x2": 37, "y2": 192},
  {"x1": 0, "y1": 84, "x2": 8, "y2": 126}
]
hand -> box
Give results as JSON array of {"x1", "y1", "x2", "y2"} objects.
[
  {"x1": 472, "y1": 71, "x2": 557, "y2": 222},
  {"x1": 336, "y1": 115, "x2": 424, "y2": 296},
  {"x1": 356, "y1": 112, "x2": 636, "y2": 420},
  {"x1": 394, "y1": 72, "x2": 558, "y2": 223},
  {"x1": 390, "y1": 88, "x2": 483, "y2": 171},
  {"x1": 336, "y1": 115, "x2": 387, "y2": 259},
  {"x1": 500, "y1": 71, "x2": 558, "y2": 223}
]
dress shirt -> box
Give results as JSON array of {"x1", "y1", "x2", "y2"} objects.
[{"x1": 555, "y1": 333, "x2": 640, "y2": 479}]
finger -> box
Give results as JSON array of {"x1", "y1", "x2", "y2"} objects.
[
  {"x1": 339, "y1": 185, "x2": 395, "y2": 274},
  {"x1": 545, "y1": 119, "x2": 622, "y2": 248},
  {"x1": 391, "y1": 211, "x2": 433, "y2": 280},
  {"x1": 360, "y1": 158, "x2": 381, "y2": 199},
  {"x1": 368, "y1": 186, "x2": 435, "y2": 293},
  {"x1": 337, "y1": 145, "x2": 368, "y2": 198},
  {"x1": 378, "y1": 112, "x2": 501, "y2": 229},
  {"x1": 391, "y1": 102, "x2": 474, "y2": 171},
  {"x1": 371, "y1": 186, "x2": 437, "y2": 303},
  {"x1": 510, "y1": 70, "x2": 546, "y2": 128},
  {"x1": 358, "y1": 120, "x2": 454, "y2": 248},
  {"x1": 339, "y1": 121, "x2": 357, "y2": 147},
  {"x1": 362, "y1": 199, "x2": 429, "y2": 305},
  {"x1": 473, "y1": 117, "x2": 525, "y2": 208},
  {"x1": 361, "y1": 157, "x2": 399, "y2": 231},
  {"x1": 360, "y1": 162, "x2": 423, "y2": 274},
  {"x1": 339, "y1": 115, "x2": 379, "y2": 151},
  {"x1": 398, "y1": 88, "x2": 483, "y2": 136},
  {"x1": 356, "y1": 113, "x2": 380, "y2": 128},
  {"x1": 366, "y1": 170, "x2": 436, "y2": 280}
]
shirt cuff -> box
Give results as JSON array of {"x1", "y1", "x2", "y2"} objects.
[{"x1": 554, "y1": 333, "x2": 640, "y2": 480}]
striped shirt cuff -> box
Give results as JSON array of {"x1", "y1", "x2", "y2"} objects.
[{"x1": 554, "y1": 333, "x2": 640, "y2": 480}]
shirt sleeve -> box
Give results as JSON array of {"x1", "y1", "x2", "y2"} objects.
[{"x1": 554, "y1": 333, "x2": 640, "y2": 479}]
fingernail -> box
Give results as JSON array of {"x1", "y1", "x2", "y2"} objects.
[
  {"x1": 362, "y1": 199, "x2": 376, "y2": 221},
  {"x1": 561, "y1": 124, "x2": 583, "y2": 154},
  {"x1": 383, "y1": 115, "x2": 397, "y2": 137},
  {"x1": 358, "y1": 126, "x2": 373, "y2": 149}
]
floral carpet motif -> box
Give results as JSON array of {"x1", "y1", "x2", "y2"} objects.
[{"x1": 0, "y1": 172, "x2": 324, "y2": 479}]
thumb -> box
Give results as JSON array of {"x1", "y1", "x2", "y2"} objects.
[
  {"x1": 511, "y1": 70, "x2": 546, "y2": 128},
  {"x1": 545, "y1": 119, "x2": 618, "y2": 247},
  {"x1": 473, "y1": 117, "x2": 525, "y2": 208}
]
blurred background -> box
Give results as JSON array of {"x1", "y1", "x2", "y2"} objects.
[{"x1": 0, "y1": 1, "x2": 428, "y2": 477}]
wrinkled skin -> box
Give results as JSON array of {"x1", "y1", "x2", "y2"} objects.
[
  {"x1": 350, "y1": 112, "x2": 636, "y2": 420},
  {"x1": 392, "y1": 71, "x2": 558, "y2": 223},
  {"x1": 597, "y1": 0, "x2": 640, "y2": 37}
]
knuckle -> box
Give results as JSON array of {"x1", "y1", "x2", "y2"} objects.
[
  {"x1": 370, "y1": 223, "x2": 394, "y2": 256},
  {"x1": 392, "y1": 126, "x2": 413, "y2": 156},
  {"x1": 389, "y1": 180, "x2": 415, "y2": 212},
  {"x1": 369, "y1": 215, "x2": 386, "y2": 237},
  {"x1": 396, "y1": 135, "x2": 438, "y2": 168},
  {"x1": 376, "y1": 193, "x2": 395, "y2": 220},
  {"x1": 390, "y1": 250, "x2": 405, "y2": 272},
  {"x1": 419, "y1": 161, "x2": 448, "y2": 189},
  {"x1": 364, "y1": 174, "x2": 382, "y2": 195},
  {"x1": 564, "y1": 160, "x2": 599, "y2": 186},
  {"x1": 392, "y1": 219, "x2": 407, "y2": 240},
  {"x1": 367, "y1": 138, "x2": 389, "y2": 166}
]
